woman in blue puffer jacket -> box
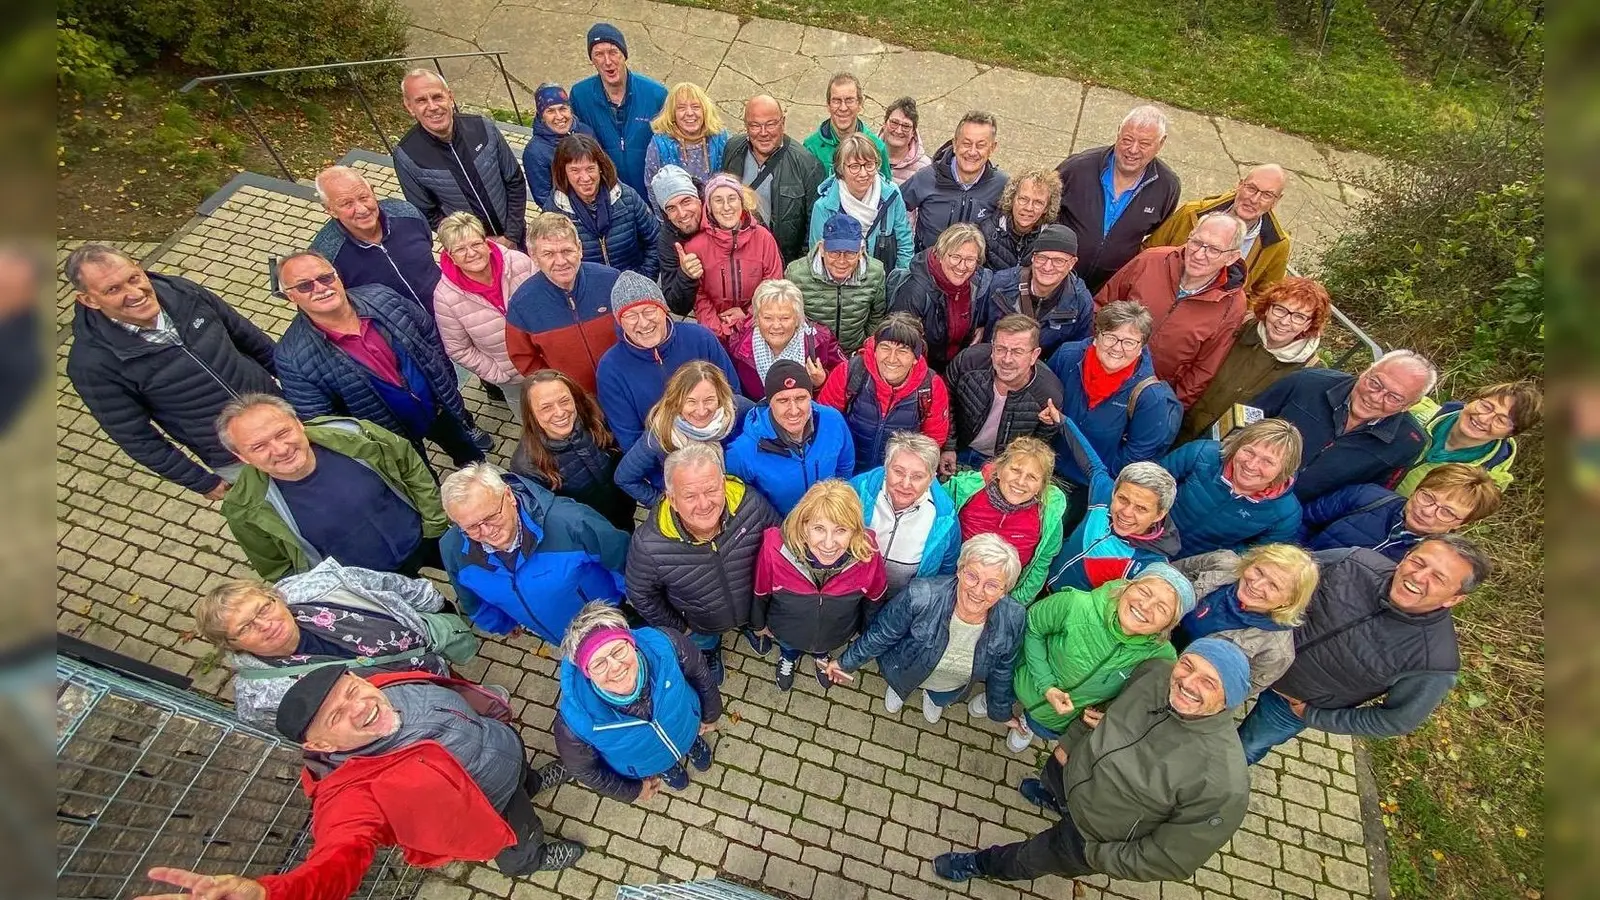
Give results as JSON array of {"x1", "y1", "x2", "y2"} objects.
[{"x1": 548, "y1": 133, "x2": 660, "y2": 277}]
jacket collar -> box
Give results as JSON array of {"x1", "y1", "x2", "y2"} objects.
[
  {"x1": 1325, "y1": 377, "x2": 1411, "y2": 444},
  {"x1": 656, "y1": 476, "x2": 747, "y2": 542}
]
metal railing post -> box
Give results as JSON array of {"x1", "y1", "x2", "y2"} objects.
[
  {"x1": 222, "y1": 83, "x2": 294, "y2": 181},
  {"x1": 346, "y1": 70, "x2": 396, "y2": 157},
  {"x1": 495, "y1": 53, "x2": 523, "y2": 124}
]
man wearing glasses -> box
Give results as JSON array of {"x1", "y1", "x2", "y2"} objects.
[
  {"x1": 719, "y1": 95, "x2": 826, "y2": 264},
  {"x1": 1094, "y1": 212, "x2": 1250, "y2": 408},
  {"x1": 1146, "y1": 164, "x2": 1293, "y2": 299},
  {"x1": 802, "y1": 73, "x2": 892, "y2": 180},
  {"x1": 272, "y1": 251, "x2": 488, "y2": 469},
  {"x1": 901, "y1": 110, "x2": 1009, "y2": 252},
  {"x1": 1251, "y1": 349, "x2": 1436, "y2": 501},
  {"x1": 64, "y1": 243, "x2": 279, "y2": 501}
]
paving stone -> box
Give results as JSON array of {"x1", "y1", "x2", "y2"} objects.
[{"x1": 766, "y1": 857, "x2": 819, "y2": 897}]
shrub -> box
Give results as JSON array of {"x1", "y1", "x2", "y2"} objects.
[{"x1": 56, "y1": 19, "x2": 126, "y2": 96}]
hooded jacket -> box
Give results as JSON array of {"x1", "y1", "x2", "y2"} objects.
[
  {"x1": 1146, "y1": 189, "x2": 1292, "y2": 299},
  {"x1": 986, "y1": 266, "x2": 1095, "y2": 360},
  {"x1": 1059, "y1": 658, "x2": 1248, "y2": 882},
  {"x1": 66, "y1": 272, "x2": 279, "y2": 494},
  {"x1": 393, "y1": 115, "x2": 527, "y2": 246},
  {"x1": 681, "y1": 207, "x2": 784, "y2": 340},
  {"x1": 837, "y1": 574, "x2": 1024, "y2": 721},
  {"x1": 432, "y1": 246, "x2": 536, "y2": 386},
  {"x1": 310, "y1": 200, "x2": 441, "y2": 313},
  {"x1": 1301, "y1": 484, "x2": 1417, "y2": 561},
  {"x1": 1095, "y1": 245, "x2": 1249, "y2": 408},
  {"x1": 728, "y1": 319, "x2": 845, "y2": 401},
  {"x1": 784, "y1": 247, "x2": 887, "y2": 355},
  {"x1": 569, "y1": 70, "x2": 669, "y2": 197},
  {"x1": 943, "y1": 342, "x2": 1065, "y2": 455},
  {"x1": 550, "y1": 183, "x2": 661, "y2": 278},
  {"x1": 222, "y1": 417, "x2": 448, "y2": 581},
  {"x1": 1044, "y1": 418, "x2": 1181, "y2": 595},
  {"x1": 595, "y1": 318, "x2": 740, "y2": 451},
  {"x1": 724, "y1": 402, "x2": 857, "y2": 515},
  {"x1": 1159, "y1": 439, "x2": 1303, "y2": 556},
  {"x1": 655, "y1": 214, "x2": 701, "y2": 317},
  {"x1": 719, "y1": 134, "x2": 827, "y2": 264},
  {"x1": 888, "y1": 132, "x2": 931, "y2": 186},
  {"x1": 888, "y1": 250, "x2": 996, "y2": 372},
  {"x1": 751, "y1": 527, "x2": 888, "y2": 655},
  {"x1": 255, "y1": 672, "x2": 518, "y2": 900},
  {"x1": 808, "y1": 175, "x2": 915, "y2": 272},
  {"x1": 817, "y1": 337, "x2": 953, "y2": 471},
  {"x1": 1055, "y1": 146, "x2": 1182, "y2": 293},
  {"x1": 946, "y1": 469, "x2": 1067, "y2": 604},
  {"x1": 503, "y1": 262, "x2": 621, "y2": 394},
  {"x1": 1046, "y1": 339, "x2": 1181, "y2": 485},
  {"x1": 626, "y1": 475, "x2": 781, "y2": 635},
  {"x1": 522, "y1": 116, "x2": 598, "y2": 210},
  {"x1": 801, "y1": 121, "x2": 892, "y2": 180},
  {"x1": 1178, "y1": 319, "x2": 1318, "y2": 444},
  {"x1": 1172, "y1": 549, "x2": 1296, "y2": 697},
  {"x1": 614, "y1": 395, "x2": 756, "y2": 506},
  {"x1": 1394, "y1": 396, "x2": 1519, "y2": 495},
  {"x1": 848, "y1": 468, "x2": 962, "y2": 580},
  {"x1": 439, "y1": 475, "x2": 628, "y2": 642},
  {"x1": 899, "y1": 141, "x2": 1009, "y2": 251}
]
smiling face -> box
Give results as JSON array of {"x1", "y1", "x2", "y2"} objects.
[
  {"x1": 1093, "y1": 323, "x2": 1145, "y2": 373},
  {"x1": 667, "y1": 457, "x2": 728, "y2": 538},
  {"x1": 1232, "y1": 167, "x2": 1286, "y2": 223},
  {"x1": 447, "y1": 484, "x2": 520, "y2": 552},
  {"x1": 1109, "y1": 481, "x2": 1162, "y2": 536},
  {"x1": 952, "y1": 121, "x2": 997, "y2": 179},
  {"x1": 320, "y1": 173, "x2": 382, "y2": 239},
  {"x1": 1168, "y1": 652, "x2": 1227, "y2": 717},
  {"x1": 1455, "y1": 394, "x2": 1518, "y2": 444},
  {"x1": 1182, "y1": 217, "x2": 1242, "y2": 283},
  {"x1": 1350, "y1": 359, "x2": 1431, "y2": 423},
  {"x1": 1229, "y1": 440, "x2": 1288, "y2": 495},
  {"x1": 955, "y1": 559, "x2": 1008, "y2": 615},
  {"x1": 842, "y1": 154, "x2": 877, "y2": 197},
  {"x1": 994, "y1": 456, "x2": 1046, "y2": 506},
  {"x1": 674, "y1": 95, "x2": 705, "y2": 137},
  {"x1": 220, "y1": 591, "x2": 300, "y2": 657},
  {"x1": 1029, "y1": 249, "x2": 1075, "y2": 293},
  {"x1": 590, "y1": 43, "x2": 627, "y2": 89},
  {"x1": 227, "y1": 404, "x2": 315, "y2": 481},
  {"x1": 708, "y1": 185, "x2": 744, "y2": 228},
  {"x1": 1237, "y1": 561, "x2": 1293, "y2": 613},
  {"x1": 303, "y1": 672, "x2": 402, "y2": 753},
  {"x1": 585, "y1": 637, "x2": 642, "y2": 696},
  {"x1": 826, "y1": 80, "x2": 861, "y2": 133},
  {"x1": 541, "y1": 102, "x2": 574, "y2": 134},
  {"x1": 874, "y1": 339, "x2": 917, "y2": 387},
  {"x1": 1116, "y1": 577, "x2": 1178, "y2": 636},
  {"x1": 758, "y1": 300, "x2": 801, "y2": 349},
  {"x1": 680, "y1": 378, "x2": 721, "y2": 429},
  {"x1": 619, "y1": 302, "x2": 668, "y2": 349},
  {"x1": 565, "y1": 156, "x2": 602, "y2": 203},
  {"x1": 1113, "y1": 120, "x2": 1165, "y2": 177},
  {"x1": 744, "y1": 97, "x2": 786, "y2": 158},
  {"x1": 528, "y1": 379, "x2": 577, "y2": 439},
  {"x1": 822, "y1": 247, "x2": 860, "y2": 281},
  {"x1": 445, "y1": 232, "x2": 491, "y2": 278},
  {"x1": 883, "y1": 449, "x2": 934, "y2": 511},
  {"x1": 531, "y1": 234, "x2": 582, "y2": 290},
  {"x1": 937, "y1": 240, "x2": 982, "y2": 286},
  {"x1": 1403, "y1": 487, "x2": 1473, "y2": 534},
  {"x1": 663, "y1": 193, "x2": 702, "y2": 234},
  {"x1": 770, "y1": 387, "x2": 814, "y2": 438},
  {"x1": 804, "y1": 515, "x2": 853, "y2": 565},
  {"x1": 279, "y1": 256, "x2": 351, "y2": 320},
  {"x1": 990, "y1": 328, "x2": 1041, "y2": 389},
  {"x1": 881, "y1": 109, "x2": 915, "y2": 151},
  {"x1": 402, "y1": 73, "x2": 455, "y2": 139},
  {"x1": 75, "y1": 255, "x2": 161, "y2": 327},
  {"x1": 1011, "y1": 178, "x2": 1051, "y2": 232},
  {"x1": 1388, "y1": 541, "x2": 1474, "y2": 613},
  {"x1": 1262, "y1": 295, "x2": 1317, "y2": 347}
]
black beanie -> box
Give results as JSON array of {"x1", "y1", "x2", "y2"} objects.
[
  {"x1": 275, "y1": 664, "x2": 350, "y2": 742},
  {"x1": 764, "y1": 359, "x2": 813, "y2": 400},
  {"x1": 1031, "y1": 223, "x2": 1079, "y2": 257}
]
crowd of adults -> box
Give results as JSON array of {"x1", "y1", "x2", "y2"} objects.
[{"x1": 78, "y1": 22, "x2": 1541, "y2": 900}]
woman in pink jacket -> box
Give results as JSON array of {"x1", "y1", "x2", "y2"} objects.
[
  {"x1": 433, "y1": 212, "x2": 536, "y2": 420},
  {"x1": 682, "y1": 174, "x2": 783, "y2": 341}
]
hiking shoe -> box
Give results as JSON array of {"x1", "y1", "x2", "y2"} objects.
[
  {"x1": 687, "y1": 736, "x2": 714, "y2": 772},
  {"x1": 470, "y1": 427, "x2": 496, "y2": 452},
  {"x1": 883, "y1": 684, "x2": 905, "y2": 714},
  {"x1": 967, "y1": 692, "x2": 988, "y2": 719},
  {"x1": 535, "y1": 840, "x2": 585, "y2": 872},
  {"x1": 775, "y1": 655, "x2": 796, "y2": 691},
  {"x1": 933, "y1": 851, "x2": 982, "y2": 882},
  {"x1": 525, "y1": 761, "x2": 567, "y2": 797},
  {"x1": 1006, "y1": 720, "x2": 1035, "y2": 754},
  {"x1": 703, "y1": 648, "x2": 725, "y2": 686},
  {"x1": 1018, "y1": 777, "x2": 1062, "y2": 816},
  {"x1": 812, "y1": 658, "x2": 832, "y2": 692},
  {"x1": 922, "y1": 690, "x2": 945, "y2": 724},
  {"x1": 745, "y1": 629, "x2": 773, "y2": 656},
  {"x1": 660, "y1": 764, "x2": 690, "y2": 790}
]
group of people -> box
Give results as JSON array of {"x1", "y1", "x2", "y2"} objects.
[{"x1": 78, "y1": 21, "x2": 1544, "y2": 900}]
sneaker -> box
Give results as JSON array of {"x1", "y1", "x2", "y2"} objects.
[
  {"x1": 483, "y1": 382, "x2": 506, "y2": 402},
  {"x1": 1006, "y1": 720, "x2": 1034, "y2": 754},
  {"x1": 703, "y1": 648, "x2": 725, "y2": 686},
  {"x1": 660, "y1": 764, "x2": 690, "y2": 790},
  {"x1": 775, "y1": 655, "x2": 796, "y2": 691},
  {"x1": 1018, "y1": 777, "x2": 1062, "y2": 816},
  {"x1": 470, "y1": 427, "x2": 496, "y2": 452},
  {"x1": 812, "y1": 658, "x2": 832, "y2": 692},
  {"x1": 967, "y1": 692, "x2": 988, "y2": 719},
  {"x1": 883, "y1": 684, "x2": 905, "y2": 714},
  {"x1": 535, "y1": 839, "x2": 585, "y2": 872},
  {"x1": 744, "y1": 629, "x2": 773, "y2": 656},
  {"x1": 525, "y1": 760, "x2": 568, "y2": 797},
  {"x1": 922, "y1": 690, "x2": 944, "y2": 724},
  {"x1": 687, "y1": 736, "x2": 714, "y2": 772},
  {"x1": 933, "y1": 851, "x2": 982, "y2": 882}
]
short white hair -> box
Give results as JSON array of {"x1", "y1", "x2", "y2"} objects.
[
  {"x1": 750, "y1": 279, "x2": 806, "y2": 320},
  {"x1": 440, "y1": 462, "x2": 510, "y2": 510},
  {"x1": 1119, "y1": 104, "x2": 1169, "y2": 140},
  {"x1": 401, "y1": 68, "x2": 449, "y2": 98},
  {"x1": 1194, "y1": 211, "x2": 1246, "y2": 252},
  {"x1": 314, "y1": 165, "x2": 372, "y2": 206},
  {"x1": 559, "y1": 601, "x2": 630, "y2": 660},
  {"x1": 957, "y1": 534, "x2": 1022, "y2": 593},
  {"x1": 1368, "y1": 349, "x2": 1440, "y2": 395},
  {"x1": 883, "y1": 432, "x2": 939, "y2": 475},
  {"x1": 1114, "y1": 461, "x2": 1178, "y2": 514},
  {"x1": 663, "y1": 443, "x2": 725, "y2": 493}
]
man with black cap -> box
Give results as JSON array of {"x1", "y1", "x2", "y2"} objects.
[
  {"x1": 933, "y1": 636, "x2": 1251, "y2": 885},
  {"x1": 988, "y1": 223, "x2": 1094, "y2": 359},
  {"x1": 650, "y1": 164, "x2": 705, "y2": 316},
  {"x1": 940, "y1": 313, "x2": 1065, "y2": 476},
  {"x1": 136, "y1": 669, "x2": 582, "y2": 900},
  {"x1": 726, "y1": 358, "x2": 857, "y2": 514},
  {"x1": 569, "y1": 23, "x2": 668, "y2": 197},
  {"x1": 817, "y1": 311, "x2": 952, "y2": 473}
]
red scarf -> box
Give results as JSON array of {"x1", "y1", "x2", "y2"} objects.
[
  {"x1": 928, "y1": 255, "x2": 974, "y2": 357},
  {"x1": 1082, "y1": 346, "x2": 1136, "y2": 409},
  {"x1": 440, "y1": 241, "x2": 507, "y2": 313}
]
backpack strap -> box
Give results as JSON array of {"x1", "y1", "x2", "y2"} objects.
[
  {"x1": 1126, "y1": 375, "x2": 1160, "y2": 421},
  {"x1": 1348, "y1": 495, "x2": 1401, "y2": 518},
  {"x1": 748, "y1": 142, "x2": 790, "y2": 192},
  {"x1": 843, "y1": 356, "x2": 870, "y2": 411}
]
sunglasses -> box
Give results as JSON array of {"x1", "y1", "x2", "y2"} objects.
[{"x1": 283, "y1": 272, "x2": 339, "y2": 296}]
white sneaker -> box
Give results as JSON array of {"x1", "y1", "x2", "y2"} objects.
[
  {"x1": 884, "y1": 684, "x2": 905, "y2": 714},
  {"x1": 922, "y1": 691, "x2": 944, "y2": 724},
  {"x1": 967, "y1": 692, "x2": 988, "y2": 719},
  {"x1": 1006, "y1": 721, "x2": 1034, "y2": 754}
]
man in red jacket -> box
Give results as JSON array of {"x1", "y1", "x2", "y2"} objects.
[{"x1": 136, "y1": 668, "x2": 582, "y2": 900}]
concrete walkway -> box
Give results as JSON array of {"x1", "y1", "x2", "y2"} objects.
[{"x1": 403, "y1": 0, "x2": 1382, "y2": 265}]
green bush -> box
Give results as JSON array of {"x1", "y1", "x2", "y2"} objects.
[{"x1": 56, "y1": 19, "x2": 126, "y2": 96}]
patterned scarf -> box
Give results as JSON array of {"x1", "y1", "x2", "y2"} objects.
[
  {"x1": 750, "y1": 324, "x2": 811, "y2": 385},
  {"x1": 673, "y1": 407, "x2": 732, "y2": 446},
  {"x1": 985, "y1": 479, "x2": 1040, "y2": 514}
]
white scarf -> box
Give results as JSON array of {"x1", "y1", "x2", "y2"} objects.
[
  {"x1": 751, "y1": 324, "x2": 812, "y2": 381},
  {"x1": 837, "y1": 177, "x2": 881, "y2": 233},
  {"x1": 672, "y1": 406, "x2": 732, "y2": 447},
  {"x1": 1258, "y1": 320, "x2": 1321, "y2": 365}
]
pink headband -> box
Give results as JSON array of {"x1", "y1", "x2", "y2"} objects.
[{"x1": 575, "y1": 627, "x2": 636, "y2": 673}]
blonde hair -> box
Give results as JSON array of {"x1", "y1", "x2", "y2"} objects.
[
  {"x1": 1220, "y1": 418, "x2": 1303, "y2": 490},
  {"x1": 934, "y1": 222, "x2": 986, "y2": 260},
  {"x1": 652, "y1": 82, "x2": 724, "y2": 143},
  {"x1": 1414, "y1": 463, "x2": 1503, "y2": 524},
  {"x1": 437, "y1": 211, "x2": 487, "y2": 253},
  {"x1": 1236, "y1": 544, "x2": 1318, "y2": 626},
  {"x1": 645, "y1": 361, "x2": 737, "y2": 452},
  {"x1": 782, "y1": 480, "x2": 875, "y2": 564},
  {"x1": 196, "y1": 580, "x2": 283, "y2": 646},
  {"x1": 997, "y1": 169, "x2": 1062, "y2": 223},
  {"x1": 527, "y1": 211, "x2": 581, "y2": 248},
  {"x1": 833, "y1": 132, "x2": 881, "y2": 178},
  {"x1": 991, "y1": 436, "x2": 1055, "y2": 503}
]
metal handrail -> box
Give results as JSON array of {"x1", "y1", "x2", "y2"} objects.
[
  {"x1": 1286, "y1": 264, "x2": 1386, "y2": 369},
  {"x1": 178, "y1": 51, "x2": 521, "y2": 182}
]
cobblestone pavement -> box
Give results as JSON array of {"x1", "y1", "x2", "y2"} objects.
[{"x1": 56, "y1": 36, "x2": 1381, "y2": 898}]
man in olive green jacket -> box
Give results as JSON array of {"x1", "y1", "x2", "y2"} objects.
[
  {"x1": 936, "y1": 638, "x2": 1252, "y2": 884},
  {"x1": 219, "y1": 395, "x2": 448, "y2": 581}
]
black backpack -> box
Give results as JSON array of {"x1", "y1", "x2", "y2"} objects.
[{"x1": 843, "y1": 355, "x2": 934, "y2": 422}]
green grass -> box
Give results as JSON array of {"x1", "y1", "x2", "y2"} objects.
[{"x1": 668, "y1": 0, "x2": 1517, "y2": 154}]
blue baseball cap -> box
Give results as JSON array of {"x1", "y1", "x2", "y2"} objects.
[{"x1": 822, "y1": 214, "x2": 863, "y2": 253}]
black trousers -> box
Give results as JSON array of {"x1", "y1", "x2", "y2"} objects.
[
  {"x1": 394, "y1": 535, "x2": 444, "y2": 578},
  {"x1": 493, "y1": 764, "x2": 552, "y2": 875},
  {"x1": 975, "y1": 755, "x2": 1094, "y2": 881},
  {"x1": 412, "y1": 410, "x2": 486, "y2": 470}
]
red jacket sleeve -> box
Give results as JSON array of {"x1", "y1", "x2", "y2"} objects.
[
  {"x1": 816, "y1": 360, "x2": 851, "y2": 413},
  {"x1": 1172, "y1": 319, "x2": 1239, "y2": 408},
  {"x1": 504, "y1": 323, "x2": 544, "y2": 376},
  {"x1": 259, "y1": 790, "x2": 391, "y2": 900},
  {"x1": 922, "y1": 374, "x2": 952, "y2": 447},
  {"x1": 758, "y1": 229, "x2": 784, "y2": 281}
]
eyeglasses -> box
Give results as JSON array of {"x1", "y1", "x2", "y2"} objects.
[
  {"x1": 619, "y1": 307, "x2": 660, "y2": 326},
  {"x1": 828, "y1": 96, "x2": 861, "y2": 108},
  {"x1": 959, "y1": 568, "x2": 1006, "y2": 598},
  {"x1": 991, "y1": 343, "x2": 1036, "y2": 360},
  {"x1": 585, "y1": 641, "x2": 634, "y2": 677},
  {"x1": 1411, "y1": 489, "x2": 1464, "y2": 525},
  {"x1": 450, "y1": 239, "x2": 489, "y2": 255},
  {"x1": 284, "y1": 273, "x2": 339, "y2": 295},
  {"x1": 227, "y1": 600, "x2": 279, "y2": 642},
  {"x1": 1467, "y1": 400, "x2": 1515, "y2": 431},
  {"x1": 1267, "y1": 303, "x2": 1312, "y2": 327},
  {"x1": 1031, "y1": 253, "x2": 1072, "y2": 270},
  {"x1": 1237, "y1": 182, "x2": 1284, "y2": 202},
  {"x1": 1185, "y1": 237, "x2": 1232, "y2": 257},
  {"x1": 1360, "y1": 374, "x2": 1411, "y2": 407},
  {"x1": 882, "y1": 119, "x2": 913, "y2": 133},
  {"x1": 459, "y1": 492, "x2": 515, "y2": 536},
  {"x1": 943, "y1": 253, "x2": 980, "y2": 269},
  {"x1": 843, "y1": 161, "x2": 876, "y2": 175},
  {"x1": 744, "y1": 118, "x2": 784, "y2": 133},
  {"x1": 1096, "y1": 333, "x2": 1142, "y2": 353}
]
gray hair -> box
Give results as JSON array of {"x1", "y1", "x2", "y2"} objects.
[
  {"x1": 1094, "y1": 300, "x2": 1154, "y2": 341},
  {"x1": 401, "y1": 67, "x2": 449, "y2": 98},
  {"x1": 1194, "y1": 211, "x2": 1247, "y2": 252},
  {"x1": 314, "y1": 165, "x2": 372, "y2": 206},
  {"x1": 195, "y1": 579, "x2": 283, "y2": 646},
  {"x1": 274, "y1": 250, "x2": 336, "y2": 291},
  {"x1": 956, "y1": 110, "x2": 999, "y2": 138},
  {"x1": 883, "y1": 432, "x2": 939, "y2": 475},
  {"x1": 957, "y1": 533, "x2": 1023, "y2": 593},
  {"x1": 933, "y1": 222, "x2": 986, "y2": 260},
  {"x1": 663, "y1": 442, "x2": 726, "y2": 493},
  {"x1": 437, "y1": 211, "x2": 487, "y2": 251},
  {"x1": 440, "y1": 462, "x2": 510, "y2": 510},
  {"x1": 750, "y1": 279, "x2": 806, "y2": 320},
  {"x1": 1369, "y1": 349, "x2": 1440, "y2": 396},
  {"x1": 1119, "y1": 104, "x2": 1169, "y2": 140},
  {"x1": 1113, "y1": 461, "x2": 1177, "y2": 514},
  {"x1": 1414, "y1": 534, "x2": 1494, "y2": 594},
  {"x1": 64, "y1": 242, "x2": 137, "y2": 292},
  {"x1": 215, "y1": 393, "x2": 299, "y2": 454},
  {"x1": 559, "y1": 600, "x2": 631, "y2": 660}
]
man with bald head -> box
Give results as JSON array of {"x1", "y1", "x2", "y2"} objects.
[
  {"x1": 309, "y1": 166, "x2": 441, "y2": 313},
  {"x1": 719, "y1": 94, "x2": 825, "y2": 263},
  {"x1": 393, "y1": 69, "x2": 527, "y2": 249},
  {"x1": 1147, "y1": 164, "x2": 1292, "y2": 298}
]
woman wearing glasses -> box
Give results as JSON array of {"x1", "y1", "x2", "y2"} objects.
[
  {"x1": 888, "y1": 223, "x2": 997, "y2": 373},
  {"x1": 807, "y1": 133, "x2": 915, "y2": 274},
  {"x1": 1396, "y1": 380, "x2": 1542, "y2": 494},
  {"x1": 1178, "y1": 276, "x2": 1333, "y2": 444},
  {"x1": 1301, "y1": 462, "x2": 1502, "y2": 561}
]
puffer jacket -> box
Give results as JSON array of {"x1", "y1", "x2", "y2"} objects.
[
  {"x1": 943, "y1": 343, "x2": 1064, "y2": 455},
  {"x1": 751, "y1": 527, "x2": 888, "y2": 655},
  {"x1": 808, "y1": 175, "x2": 915, "y2": 273},
  {"x1": 1014, "y1": 580, "x2": 1177, "y2": 734},
  {"x1": 719, "y1": 134, "x2": 827, "y2": 264},
  {"x1": 899, "y1": 141, "x2": 1009, "y2": 251},
  {"x1": 393, "y1": 115, "x2": 527, "y2": 246},
  {"x1": 1171, "y1": 550, "x2": 1296, "y2": 697},
  {"x1": 837, "y1": 574, "x2": 1024, "y2": 722},
  {"x1": 1147, "y1": 190, "x2": 1292, "y2": 299},
  {"x1": 724, "y1": 402, "x2": 857, "y2": 514},
  {"x1": 1060, "y1": 658, "x2": 1248, "y2": 882},
  {"x1": 982, "y1": 214, "x2": 1043, "y2": 270},
  {"x1": 1046, "y1": 339, "x2": 1181, "y2": 485},
  {"x1": 1159, "y1": 439, "x2": 1303, "y2": 557},
  {"x1": 432, "y1": 246, "x2": 535, "y2": 385},
  {"x1": 522, "y1": 116, "x2": 597, "y2": 210},
  {"x1": 946, "y1": 469, "x2": 1067, "y2": 604},
  {"x1": 310, "y1": 200, "x2": 441, "y2": 312},
  {"x1": 682, "y1": 208, "x2": 785, "y2": 340},
  {"x1": 225, "y1": 559, "x2": 450, "y2": 727},
  {"x1": 985, "y1": 266, "x2": 1095, "y2": 360},
  {"x1": 1094, "y1": 245, "x2": 1249, "y2": 408},
  {"x1": 728, "y1": 319, "x2": 845, "y2": 401},
  {"x1": 1178, "y1": 319, "x2": 1318, "y2": 444},
  {"x1": 817, "y1": 338, "x2": 953, "y2": 471},
  {"x1": 550, "y1": 183, "x2": 661, "y2": 277},
  {"x1": 1300, "y1": 483, "x2": 1417, "y2": 561},
  {"x1": 1055, "y1": 146, "x2": 1182, "y2": 293},
  {"x1": 614, "y1": 395, "x2": 756, "y2": 506},
  {"x1": 784, "y1": 247, "x2": 887, "y2": 354},
  {"x1": 503, "y1": 262, "x2": 621, "y2": 394},
  {"x1": 888, "y1": 250, "x2": 996, "y2": 372},
  {"x1": 508, "y1": 421, "x2": 636, "y2": 534},
  {"x1": 625, "y1": 476, "x2": 780, "y2": 635},
  {"x1": 1395, "y1": 396, "x2": 1519, "y2": 495}
]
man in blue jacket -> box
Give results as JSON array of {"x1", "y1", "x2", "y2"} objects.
[
  {"x1": 725, "y1": 359, "x2": 856, "y2": 514},
  {"x1": 273, "y1": 251, "x2": 486, "y2": 467},
  {"x1": 439, "y1": 463, "x2": 629, "y2": 643},
  {"x1": 568, "y1": 23, "x2": 668, "y2": 198},
  {"x1": 309, "y1": 166, "x2": 441, "y2": 314}
]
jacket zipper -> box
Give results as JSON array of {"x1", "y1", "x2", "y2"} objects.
[
  {"x1": 567, "y1": 289, "x2": 601, "y2": 370},
  {"x1": 448, "y1": 141, "x2": 499, "y2": 235}
]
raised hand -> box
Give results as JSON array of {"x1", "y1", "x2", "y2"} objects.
[
  {"x1": 805, "y1": 356, "x2": 828, "y2": 386},
  {"x1": 675, "y1": 242, "x2": 704, "y2": 280},
  {"x1": 137, "y1": 868, "x2": 266, "y2": 900},
  {"x1": 1038, "y1": 398, "x2": 1063, "y2": 426}
]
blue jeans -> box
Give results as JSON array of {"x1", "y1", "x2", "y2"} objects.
[
  {"x1": 1237, "y1": 690, "x2": 1307, "y2": 765},
  {"x1": 1024, "y1": 712, "x2": 1061, "y2": 741},
  {"x1": 778, "y1": 643, "x2": 828, "y2": 662},
  {"x1": 688, "y1": 632, "x2": 722, "y2": 652}
]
